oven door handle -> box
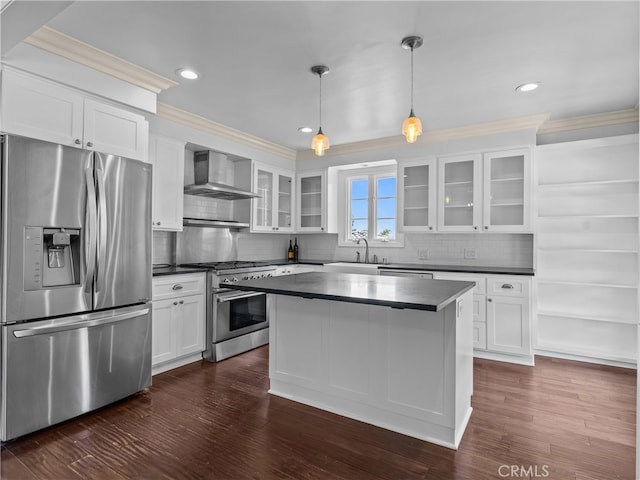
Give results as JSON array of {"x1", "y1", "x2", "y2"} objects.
[{"x1": 216, "y1": 291, "x2": 265, "y2": 303}]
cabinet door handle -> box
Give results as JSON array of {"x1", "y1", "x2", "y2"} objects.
[
  {"x1": 86, "y1": 141, "x2": 93, "y2": 148},
  {"x1": 474, "y1": 226, "x2": 478, "y2": 230},
  {"x1": 74, "y1": 139, "x2": 82, "y2": 145},
  {"x1": 173, "y1": 301, "x2": 178, "y2": 306},
  {"x1": 321, "y1": 227, "x2": 324, "y2": 231},
  {"x1": 429, "y1": 226, "x2": 433, "y2": 231},
  {"x1": 487, "y1": 298, "x2": 493, "y2": 302},
  {"x1": 484, "y1": 226, "x2": 489, "y2": 230},
  {"x1": 179, "y1": 300, "x2": 184, "y2": 305},
  {"x1": 501, "y1": 284, "x2": 514, "y2": 289},
  {"x1": 172, "y1": 284, "x2": 183, "y2": 291}
]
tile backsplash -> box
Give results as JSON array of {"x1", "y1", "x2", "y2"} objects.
[
  {"x1": 154, "y1": 230, "x2": 533, "y2": 268},
  {"x1": 295, "y1": 233, "x2": 534, "y2": 268}
]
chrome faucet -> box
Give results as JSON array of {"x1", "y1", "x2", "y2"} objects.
[{"x1": 356, "y1": 237, "x2": 369, "y2": 263}]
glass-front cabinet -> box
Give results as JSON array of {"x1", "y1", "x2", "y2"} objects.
[
  {"x1": 437, "y1": 154, "x2": 483, "y2": 232},
  {"x1": 252, "y1": 163, "x2": 294, "y2": 233},
  {"x1": 397, "y1": 158, "x2": 436, "y2": 232},
  {"x1": 482, "y1": 148, "x2": 531, "y2": 232},
  {"x1": 297, "y1": 171, "x2": 326, "y2": 232}
]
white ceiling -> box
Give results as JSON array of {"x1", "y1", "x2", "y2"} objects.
[{"x1": 2, "y1": 1, "x2": 638, "y2": 151}]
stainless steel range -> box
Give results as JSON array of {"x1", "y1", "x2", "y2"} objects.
[{"x1": 180, "y1": 261, "x2": 276, "y2": 361}]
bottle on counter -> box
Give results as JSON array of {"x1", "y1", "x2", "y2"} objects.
[
  {"x1": 293, "y1": 237, "x2": 299, "y2": 262},
  {"x1": 287, "y1": 240, "x2": 294, "y2": 262}
]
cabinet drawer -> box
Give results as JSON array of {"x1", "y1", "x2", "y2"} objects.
[
  {"x1": 486, "y1": 276, "x2": 529, "y2": 297},
  {"x1": 153, "y1": 273, "x2": 205, "y2": 301},
  {"x1": 433, "y1": 272, "x2": 486, "y2": 294}
]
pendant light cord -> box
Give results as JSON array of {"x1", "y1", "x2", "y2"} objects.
[
  {"x1": 410, "y1": 46, "x2": 414, "y2": 114},
  {"x1": 318, "y1": 73, "x2": 323, "y2": 129}
]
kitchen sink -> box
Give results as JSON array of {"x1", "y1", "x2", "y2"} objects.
[{"x1": 323, "y1": 262, "x2": 380, "y2": 274}]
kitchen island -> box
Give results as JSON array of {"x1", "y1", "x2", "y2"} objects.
[{"x1": 227, "y1": 272, "x2": 475, "y2": 449}]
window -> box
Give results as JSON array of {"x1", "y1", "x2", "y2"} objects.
[{"x1": 340, "y1": 165, "x2": 400, "y2": 246}]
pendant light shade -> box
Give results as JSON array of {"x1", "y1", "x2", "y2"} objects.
[
  {"x1": 311, "y1": 127, "x2": 330, "y2": 156},
  {"x1": 401, "y1": 36, "x2": 423, "y2": 143},
  {"x1": 402, "y1": 109, "x2": 422, "y2": 144},
  {"x1": 311, "y1": 65, "x2": 330, "y2": 156}
]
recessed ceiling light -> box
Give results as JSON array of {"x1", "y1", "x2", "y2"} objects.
[
  {"x1": 298, "y1": 127, "x2": 313, "y2": 133},
  {"x1": 515, "y1": 82, "x2": 540, "y2": 92},
  {"x1": 176, "y1": 68, "x2": 199, "y2": 80}
]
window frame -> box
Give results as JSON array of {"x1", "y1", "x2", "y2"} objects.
[{"x1": 338, "y1": 165, "x2": 404, "y2": 248}]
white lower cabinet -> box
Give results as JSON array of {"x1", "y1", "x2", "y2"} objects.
[
  {"x1": 433, "y1": 271, "x2": 532, "y2": 364},
  {"x1": 486, "y1": 295, "x2": 530, "y2": 356},
  {"x1": 152, "y1": 273, "x2": 206, "y2": 373}
]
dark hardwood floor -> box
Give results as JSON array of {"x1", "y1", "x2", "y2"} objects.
[{"x1": 1, "y1": 346, "x2": 636, "y2": 479}]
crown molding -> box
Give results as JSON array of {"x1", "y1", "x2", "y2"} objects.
[
  {"x1": 537, "y1": 107, "x2": 639, "y2": 135},
  {"x1": 156, "y1": 102, "x2": 297, "y2": 160},
  {"x1": 24, "y1": 26, "x2": 178, "y2": 94},
  {"x1": 296, "y1": 113, "x2": 550, "y2": 160}
]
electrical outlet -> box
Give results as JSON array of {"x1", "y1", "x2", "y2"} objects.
[
  {"x1": 417, "y1": 248, "x2": 429, "y2": 260},
  {"x1": 464, "y1": 247, "x2": 477, "y2": 259}
]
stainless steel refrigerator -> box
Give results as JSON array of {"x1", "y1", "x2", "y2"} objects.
[{"x1": 0, "y1": 134, "x2": 152, "y2": 441}]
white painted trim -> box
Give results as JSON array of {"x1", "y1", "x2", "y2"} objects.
[
  {"x1": 473, "y1": 349, "x2": 535, "y2": 366},
  {"x1": 296, "y1": 113, "x2": 550, "y2": 161},
  {"x1": 151, "y1": 352, "x2": 204, "y2": 376},
  {"x1": 156, "y1": 102, "x2": 297, "y2": 161},
  {"x1": 24, "y1": 26, "x2": 178, "y2": 94},
  {"x1": 534, "y1": 350, "x2": 636, "y2": 370},
  {"x1": 536, "y1": 132, "x2": 639, "y2": 152},
  {"x1": 538, "y1": 107, "x2": 639, "y2": 135}
]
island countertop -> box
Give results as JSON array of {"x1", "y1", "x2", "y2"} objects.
[{"x1": 226, "y1": 272, "x2": 475, "y2": 312}]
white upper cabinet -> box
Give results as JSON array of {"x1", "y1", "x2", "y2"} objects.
[
  {"x1": 1, "y1": 69, "x2": 84, "y2": 146},
  {"x1": 296, "y1": 171, "x2": 327, "y2": 232},
  {"x1": 397, "y1": 158, "x2": 437, "y2": 232},
  {"x1": 149, "y1": 135, "x2": 185, "y2": 231},
  {"x1": 399, "y1": 148, "x2": 532, "y2": 233},
  {"x1": 252, "y1": 162, "x2": 294, "y2": 233},
  {"x1": 1, "y1": 69, "x2": 148, "y2": 161},
  {"x1": 82, "y1": 99, "x2": 148, "y2": 161},
  {"x1": 437, "y1": 153, "x2": 483, "y2": 232},
  {"x1": 482, "y1": 148, "x2": 531, "y2": 232}
]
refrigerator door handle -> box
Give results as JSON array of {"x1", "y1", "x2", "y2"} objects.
[
  {"x1": 95, "y1": 166, "x2": 108, "y2": 297},
  {"x1": 84, "y1": 167, "x2": 97, "y2": 299},
  {"x1": 12, "y1": 307, "x2": 150, "y2": 338}
]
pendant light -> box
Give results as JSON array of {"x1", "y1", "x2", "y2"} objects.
[
  {"x1": 310, "y1": 65, "x2": 330, "y2": 156},
  {"x1": 401, "y1": 35, "x2": 423, "y2": 143}
]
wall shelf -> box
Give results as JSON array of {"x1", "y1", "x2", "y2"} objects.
[
  {"x1": 535, "y1": 135, "x2": 639, "y2": 364},
  {"x1": 537, "y1": 310, "x2": 636, "y2": 325}
]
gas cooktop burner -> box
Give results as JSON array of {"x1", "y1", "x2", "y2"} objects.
[{"x1": 180, "y1": 261, "x2": 260, "y2": 270}]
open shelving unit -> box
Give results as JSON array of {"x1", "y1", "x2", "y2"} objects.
[{"x1": 535, "y1": 135, "x2": 639, "y2": 364}]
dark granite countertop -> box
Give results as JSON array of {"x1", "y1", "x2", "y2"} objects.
[
  {"x1": 267, "y1": 259, "x2": 534, "y2": 275},
  {"x1": 226, "y1": 272, "x2": 475, "y2": 312},
  {"x1": 377, "y1": 263, "x2": 535, "y2": 276},
  {"x1": 256, "y1": 259, "x2": 331, "y2": 266},
  {"x1": 152, "y1": 266, "x2": 209, "y2": 277}
]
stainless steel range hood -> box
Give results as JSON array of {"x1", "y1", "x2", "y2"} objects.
[{"x1": 184, "y1": 150, "x2": 259, "y2": 200}]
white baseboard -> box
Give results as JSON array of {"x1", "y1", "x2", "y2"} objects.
[
  {"x1": 152, "y1": 352, "x2": 204, "y2": 376},
  {"x1": 534, "y1": 349, "x2": 637, "y2": 370}
]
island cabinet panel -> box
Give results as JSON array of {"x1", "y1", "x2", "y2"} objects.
[
  {"x1": 268, "y1": 291, "x2": 474, "y2": 449},
  {"x1": 327, "y1": 302, "x2": 370, "y2": 396},
  {"x1": 271, "y1": 297, "x2": 323, "y2": 385}
]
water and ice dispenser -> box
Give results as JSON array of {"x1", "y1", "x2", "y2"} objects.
[{"x1": 24, "y1": 226, "x2": 81, "y2": 290}]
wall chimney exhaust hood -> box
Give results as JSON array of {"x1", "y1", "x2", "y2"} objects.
[{"x1": 184, "y1": 150, "x2": 260, "y2": 200}]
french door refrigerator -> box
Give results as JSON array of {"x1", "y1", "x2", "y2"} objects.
[{"x1": 0, "y1": 134, "x2": 152, "y2": 441}]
